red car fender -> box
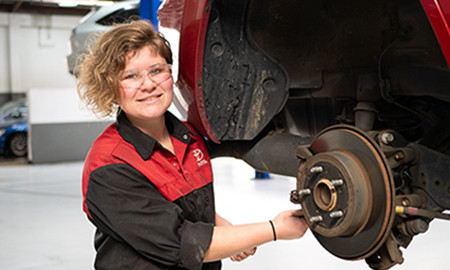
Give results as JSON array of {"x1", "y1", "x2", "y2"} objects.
[
  {"x1": 420, "y1": 0, "x2": 450, "y2": 67},
  {"x1": 176, "y1": 0, "x2": 219, "y2": 143}
]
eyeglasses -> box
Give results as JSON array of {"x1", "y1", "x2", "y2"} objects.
[{"x1": 120, "y1": 64, "x2": 172, "y2": 90}]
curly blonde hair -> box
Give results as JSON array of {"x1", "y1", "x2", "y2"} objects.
[{"x1": 76, "y1": 20, "x2": 173, "y2": 117}]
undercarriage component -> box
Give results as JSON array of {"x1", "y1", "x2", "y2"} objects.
[
  {"x1": 291, "y1": 124, "x2": 450, "y2": 269},
  {"x1": 298, "y1": 151, "x2": 373, "y2": 238},
  {"x1": 166, "y1": 0, "x2": 450, "y2": 268},
  {"x1": 293, "y1": 124, "x2": 396, "y2": 261}
]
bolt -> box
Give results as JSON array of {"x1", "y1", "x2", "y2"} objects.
[
  {"x1": 309, "y1": 215, "x2": 323, "y2": 223},
  {"x1": 407, "y1": 219, "x2": 429, "y2": 234},
  {"x1": 298, "y1": 188, "x2": 311, "y2": 196},
  {"x1": 211, "y1": 43, "x2": 224, "y2": 56},
  {"x1": 414, "y1": 219, "x2": 429, "y2": 234},
  {"x1": 381, "y1": 132, "x2": 395, "y2": 145},
  {"x1": 290, "y1": 190, "x2": 300, "y2": 203},
  {"x1": 401, "y1": 198, "x2": 410, "y2": 207},
  {"x1": 331, "y1": 179, "x2": 344, "y2": 186},
  {"x1": 310, "y1": 166, "x2": 323, "y2": 174},
  {"x1": 394, "y1": 151, "x2": 405, "y2": 161},
  {"x1": 329, "y1": 210, "x2": 344, "y2": 218},
  {"x1": 262, "y1": 78, "x2": 277, "y2": 91}
]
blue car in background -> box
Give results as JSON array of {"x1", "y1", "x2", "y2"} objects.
[{"x1": 0, "y1": 98, "x2": 28, "y2": 157}]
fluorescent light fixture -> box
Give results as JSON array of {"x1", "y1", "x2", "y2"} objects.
[{"x1": 57, "y1": 1, "x2": 79, "y2": 7}]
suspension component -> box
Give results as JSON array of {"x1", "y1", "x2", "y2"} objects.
[{"x1": 295, "y1": 124, "x2": 395, "y2": 261}]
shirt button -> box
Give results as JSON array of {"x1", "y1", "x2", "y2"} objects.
[
  {"x1": 183, "y1": 134, "x2": 188, "y2": 140},
  {"x1": 173, "y1": 163, "x2": 177, "y2": 167}
]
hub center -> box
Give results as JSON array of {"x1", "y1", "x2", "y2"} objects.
[{"x1": 314, "y1": 179, "x2": 337, "y2": 211}]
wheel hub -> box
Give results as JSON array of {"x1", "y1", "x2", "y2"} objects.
[
  {"x1": 294, "y1": 124, "x2": 395, "y2": 260},
  {"x1": 299, "y1": 150, "x2": 372, "y2": 238}
]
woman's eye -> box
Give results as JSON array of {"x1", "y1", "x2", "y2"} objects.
[
  {"x1": 149, "y1": 68, "x2": 162, "y2": 75},
  {"x1": 122, "y1": 73, "x2": 138, "y2": 80}
]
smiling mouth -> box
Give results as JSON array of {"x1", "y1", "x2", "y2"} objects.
[{"x1": 139, "y1": 94, "x2": 162, "y2": 102}]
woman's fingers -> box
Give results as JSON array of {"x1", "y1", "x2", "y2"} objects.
[{"x1": 230, "y1": 247, "x2": 257, "y2": 262}]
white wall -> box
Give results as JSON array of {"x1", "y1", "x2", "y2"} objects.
[
  {"x1": 0, "y1": 11, "x2": 117, "y2": 163},
  {"x1": 0, "y1": 12, "x2": 82, "y2": 95},
  {"x1": 27, "y1": 88, "x2": 114, "y2": 163},
  {"x1": 28, "y1": 88, "x2": 112, "y2": 124}
]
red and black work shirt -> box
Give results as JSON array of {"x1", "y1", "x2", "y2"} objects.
[{"x1": 81, "y1": 112, "x2": 220, "y2": 270}]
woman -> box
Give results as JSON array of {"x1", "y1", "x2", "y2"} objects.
[{"x1": 77, "y1": 20, "x2": 308, "y2": 270}]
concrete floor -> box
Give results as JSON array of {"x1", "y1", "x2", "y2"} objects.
[{"x1": 0, "y1": 157, "x2": 449, "y2": 270}]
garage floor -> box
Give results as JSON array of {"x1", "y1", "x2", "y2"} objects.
[{"x1": 0, "y1": 157, "x2": 449, "y2": 270}]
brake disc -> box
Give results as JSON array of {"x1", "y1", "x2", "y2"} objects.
[{"x1": 295, "y1": 124, "x2": 395, "y2": 260}]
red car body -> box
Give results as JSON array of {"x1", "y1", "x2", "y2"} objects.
[{"x1": 420, "y1": 0, "x2": 450, "y2": 65}]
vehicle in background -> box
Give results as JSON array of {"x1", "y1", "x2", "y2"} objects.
[
  {"x1": 158, "y1": 0, "x2": 450, "y2": 269},
  {"x1": 66, "y1": 0, "x2": 139, "y2": 75},
  {"x1": 0, "y1": 98, "x2": 28, "y2": 157}
]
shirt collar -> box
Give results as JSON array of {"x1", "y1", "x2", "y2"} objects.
[{"x1": 116, "y1": 111, "x2": 192, "y2": 160}]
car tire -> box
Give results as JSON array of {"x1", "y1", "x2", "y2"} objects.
[{"x1": 8, "y1": 133, "x2": 27, "y2": 157}]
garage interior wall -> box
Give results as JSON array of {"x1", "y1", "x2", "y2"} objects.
[{"x1": 0, "y1": 11, "x2": 112, "y2": 163}]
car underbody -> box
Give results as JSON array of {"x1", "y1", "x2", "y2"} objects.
[{"x1": 160, "y1": 0, "x2": 450, "y2": 269}]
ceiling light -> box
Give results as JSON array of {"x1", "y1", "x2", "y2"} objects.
[{"x1": 57, "y1": 1, "x2": 79, "y2": 7}]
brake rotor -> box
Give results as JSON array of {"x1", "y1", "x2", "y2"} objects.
[{"x1": 296, "y1": 124, "x2": 395, "y2": 260}]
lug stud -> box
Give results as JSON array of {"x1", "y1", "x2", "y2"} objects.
[
  {"x1": 310, "y1": 166, "x2": 323, "y2": 174},
  {"x1": 329, "y1": 210, "x2": 344, "y2": 218},
  {"x1": 298, "y1": 188, "x2": 311, "y2": 196},
  {"x1": 309, "y1": 215, "x2": 323, "y2": 223},
  {"x1": 331, "y1": 179, "x2": 344, "y2": 186}
]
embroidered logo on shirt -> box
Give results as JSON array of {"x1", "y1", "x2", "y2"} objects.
[{"x1": 193, "y1": 149, "x2": 208, "y2": 167}]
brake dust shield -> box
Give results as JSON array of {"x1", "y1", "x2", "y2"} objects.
[{"x1": 294, "y1": 124, "x2": 395, "y2": 260}]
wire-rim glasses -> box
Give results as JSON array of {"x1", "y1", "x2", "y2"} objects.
[{"x1": 120, "y1": 64, "x2": 172, "y2": 90}]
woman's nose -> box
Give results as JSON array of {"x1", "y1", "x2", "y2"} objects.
[{"x1": 140, "y1": 73, "x2": 157, "y2": 89}]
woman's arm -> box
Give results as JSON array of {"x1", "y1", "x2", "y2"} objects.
[
  {"x1": 215, "y1": 213, "x2": 232, "y2": 226},
  {"x1": 204, "y1": 209, "x2": 307, "y2": 262},
  {"x1": 214, "y1": 213, "x2": 257, "y2": 262}
]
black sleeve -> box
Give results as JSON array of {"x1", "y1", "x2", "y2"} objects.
[{"x1": 85, "y1": 163, "x2": 214, "y2": 269}]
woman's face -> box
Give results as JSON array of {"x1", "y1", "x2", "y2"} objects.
[{"x1": 118, "y1": 46, "x2": 173, "y2": 123}]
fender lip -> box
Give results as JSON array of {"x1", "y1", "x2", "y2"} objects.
[
  {"x1": 420, "y1": 0, "x2": 450, "y2": 68},
  {"x1": 176, "y1": 0, "x2": 219, "y2": 143}
]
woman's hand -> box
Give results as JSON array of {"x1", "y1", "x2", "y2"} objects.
[
  {"x1": 272, "y1": 209, "x2": 308, "y2": 240},
  {"x1": 230, "y1": 247, "x2": 257, "y2": 262},
  {"x1": 204, "y1": 210, "x2": 308, "y2": 262}
]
